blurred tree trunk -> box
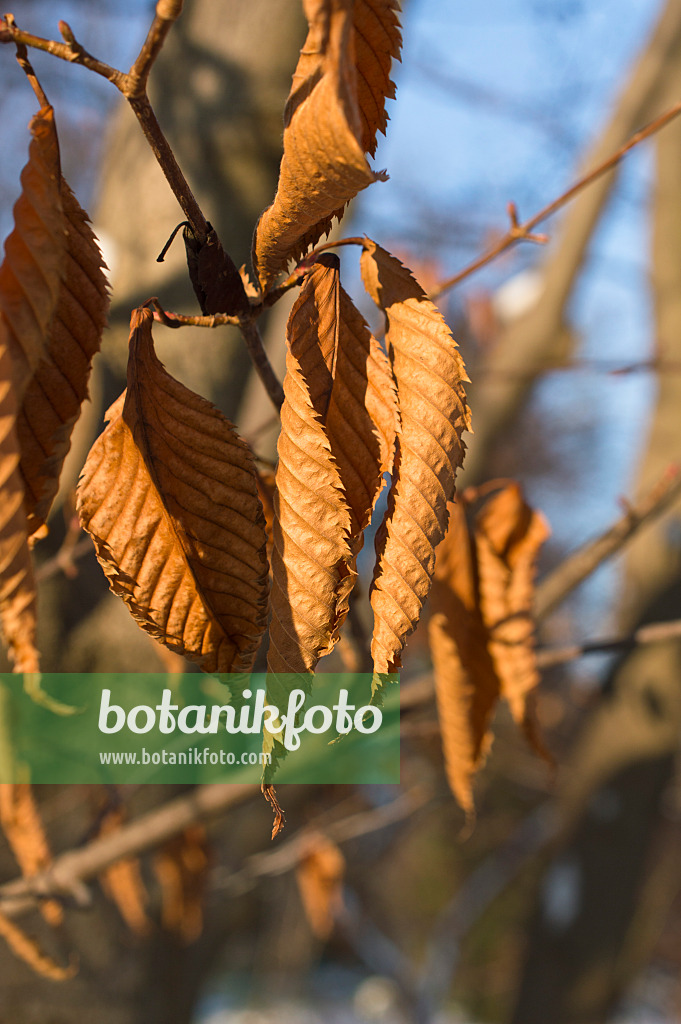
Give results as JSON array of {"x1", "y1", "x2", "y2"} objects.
[{"x1": 509, "y1": 48, "x2": 681, "y2": 1024}]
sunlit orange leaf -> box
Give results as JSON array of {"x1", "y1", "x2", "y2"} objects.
[
  {"x1": 428, "y1": 501, "x2": 499, "y2": 818},
  {"x1": 77, "y1": 308, "x2": 269, "y2": 672},
  {"x1": 353, "y1": 0, "x2": 402, "y2": 157},
  {"x1": 0, "y1": 106, "x2": 64, "y2": 395},
  {"x1": 296, "y1": 832, "x2": 345, "y2": 940},
  {"x1": 267, "y1": 266, "x2": 354, "y2": 672},
  {"x1": 18, "y1": 180, "x2": 109, "y2": 536},
  {"x1": 0, "y1": 102, "x2": 109, "y2": 669},
  {"x1": 360, "y1": 239, "x2": 470, "y2": 674},
  {"x1": 0, "y1": 105, "x2": 65, "y2": 671},
  {"x1": 321, "y1": 256, "x2": 398, "y2": 544},
  {"x1": 268, "y1": 256, "x2": 396, "y2": 673},
  {"x1": 253, "y1": 1, "x2": 388, "y2": 292}
]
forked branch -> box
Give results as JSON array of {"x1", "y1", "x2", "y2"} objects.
[
  {"x1": 0, "y1": 1, "x2": 208, "y2": 242},
  {"x1": 429, "y1": 96, "x2": 681, "y2": 298}
]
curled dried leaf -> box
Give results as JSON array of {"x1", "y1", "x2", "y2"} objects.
[
  {"x1": 360, "y1": 239, "x2": 470, "y2": 675},
  {"x1": 0, "y1": 102, "x2": 109, "y2": 669},
  {"x1": 427, "y1": 483, "x2": 551, "y2": 814},
  {"x1": 253, "y1": 1, "x2": 389, "y2": 291},
  {"x1": 475, "y1": 483, "x2": 550, "y2": 746},
  {"x1": 183, "y1": 224, "x2": 249, "y2": 317},
  {"x1": 429, "y1": 501, "x2": 499, "y2": 818},
  {"x1": 268, "y1": 256, "x2": 396, "y2": 673},
  {"x1": 18, "y1": 180, "x2": 109, "y2": 536},
  {"x1": 267, "y1": 268, "x2": 354, "y2": 674},
  {"x1": 0, "y1": 106, "x2": 65, "y2": 672},
  {"x1": 77, "y1": 308, "x2": 269, "y2": 673}
]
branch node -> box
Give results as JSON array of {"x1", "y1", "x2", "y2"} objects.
[{"x1": 156, "y1": 0, "x2": 185, "y2": 21}]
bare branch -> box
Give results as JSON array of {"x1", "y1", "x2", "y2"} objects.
[
  {"x1": 239, "y1": 320, "x2": 285, "y2": 411},
  {"x1": 127, "y1": 0, "x2": 185, "y2": 96},
  {"x1": 534, "y1": 464, "x2": 681, "y2": 621},
  {"x1": 0, "y1": 16, "x2": 125, "y2": 88},
  {"x1": 537, "y1": 617, "x2": 681, "y2": 669},
  {"x1": 213, "y1": 786, "x2": 429, "y2": 896},
  {"x1": 0, "y1": 9, "x2": 209, "y2": 242},
  {"x1": 430, "y1": 96, "x2": 681, "y2": 298},
  {"x1": 0, "y1": 784, "x2": 254, "y2": 920}
]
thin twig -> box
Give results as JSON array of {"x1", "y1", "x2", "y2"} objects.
[
  {"x1": 127, "y1": 1, "x2": 183, "y2": 96},
  {"x1": 212, "y1": 786, "x2": 429, "y2": 896},
  {"x1": 0, "y1": 7, "x2": 208, "y2": 241},
  {"x1": 0, "y1": 17, "x2": 125, "y2": 87},
  {"x1": 127, "y1": 95, "x2": 208, "y2": 237},
  {"x1": 429, "y1": 97, "x2": 681, "y2": 298},
  {"x1": 534, "y1": 464, "x2": 681, "y2": 621},
  {"x1": 35, "y1": 536, "x2": 92, "y2": 585},
  {"x1": 239, "y1": 320, "x2": 285, "y2": 410},
  {"x1": 149, "y1": 297, "x2": 240, "y2": 328},
  {"x1": 536, "y1": 617, "x2": 681, "y2": 669}
]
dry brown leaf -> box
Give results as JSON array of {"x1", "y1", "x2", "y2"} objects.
[
  {"x1": 475, "y1": 483, "x2": 550, "y2": 743},
  {"x1": 0, "y1": 103, "x2": 109, "y2": 668},
  {"x1": 99, "y1": 808, "x2": 151, "y2": 938},
  {"x1": 18, "y1": 180, "x2": 109, "y2": 537},
  {"x1": 153, "y1": 825, "x2": 208, "y2": 944},
  {"x1": 296, "y1": 832, "x2": 345, "y2": 940},
  {"x1": 267, "y1": 269, "x2": 353, "y2": 673},
  {"x1": 0, "y1": 106, "x2": 64, "y2": 395},
  {"x1": 262, "y1": 783, "x2": 286, "y2": 838},
  {"x1": 0, "y1": 344, "x2": 38, "y2": 671},
  {"x1": 253, "y1": 1, "x2": 387, "y2": 292},
  {"x1": 0, "y1": 784, "x2": 62, "y2": 926},
  {"x1": 256, "y1": 466, "x2": 276, "y2": 567},
  {"x1": 77, "y1": 307, "x2": 269, "y2": 673},
  {"x1": 429, "y1": 500, "x2": 499, "y2": 818},
  {"x1": 322, "y1": 256, "x2": 398, "y2": 543},
  {"x1": 353, "y1": 0, "x2": 402, "y2": 157},
  {"x1": 427, "y1": 483, "x2": 551, "y2": 815},
  {"x1": 0, "y1": 106, "x2": 65, "y2": 672},
  {"x1": 268, "y1": 256, "x2": 396, "y2": 672},
  {"x1": 360, "y1": 239, "x2": 470, "y2": 673},
  {"x1": 0, "y1": 909, "x2": 76, "y2": 981}
]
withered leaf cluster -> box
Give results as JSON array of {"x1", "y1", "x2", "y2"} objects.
[
  {"x1": 0, "y1": 0, "x2": 552, "y2": 897},
  {"x1": 429, "y1": 484, "x2": 550, "y2": 816}
]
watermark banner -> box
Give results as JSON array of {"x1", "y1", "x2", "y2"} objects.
[{"x1": 0, "y1": 673, "x2": 400, "y2": 785}]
